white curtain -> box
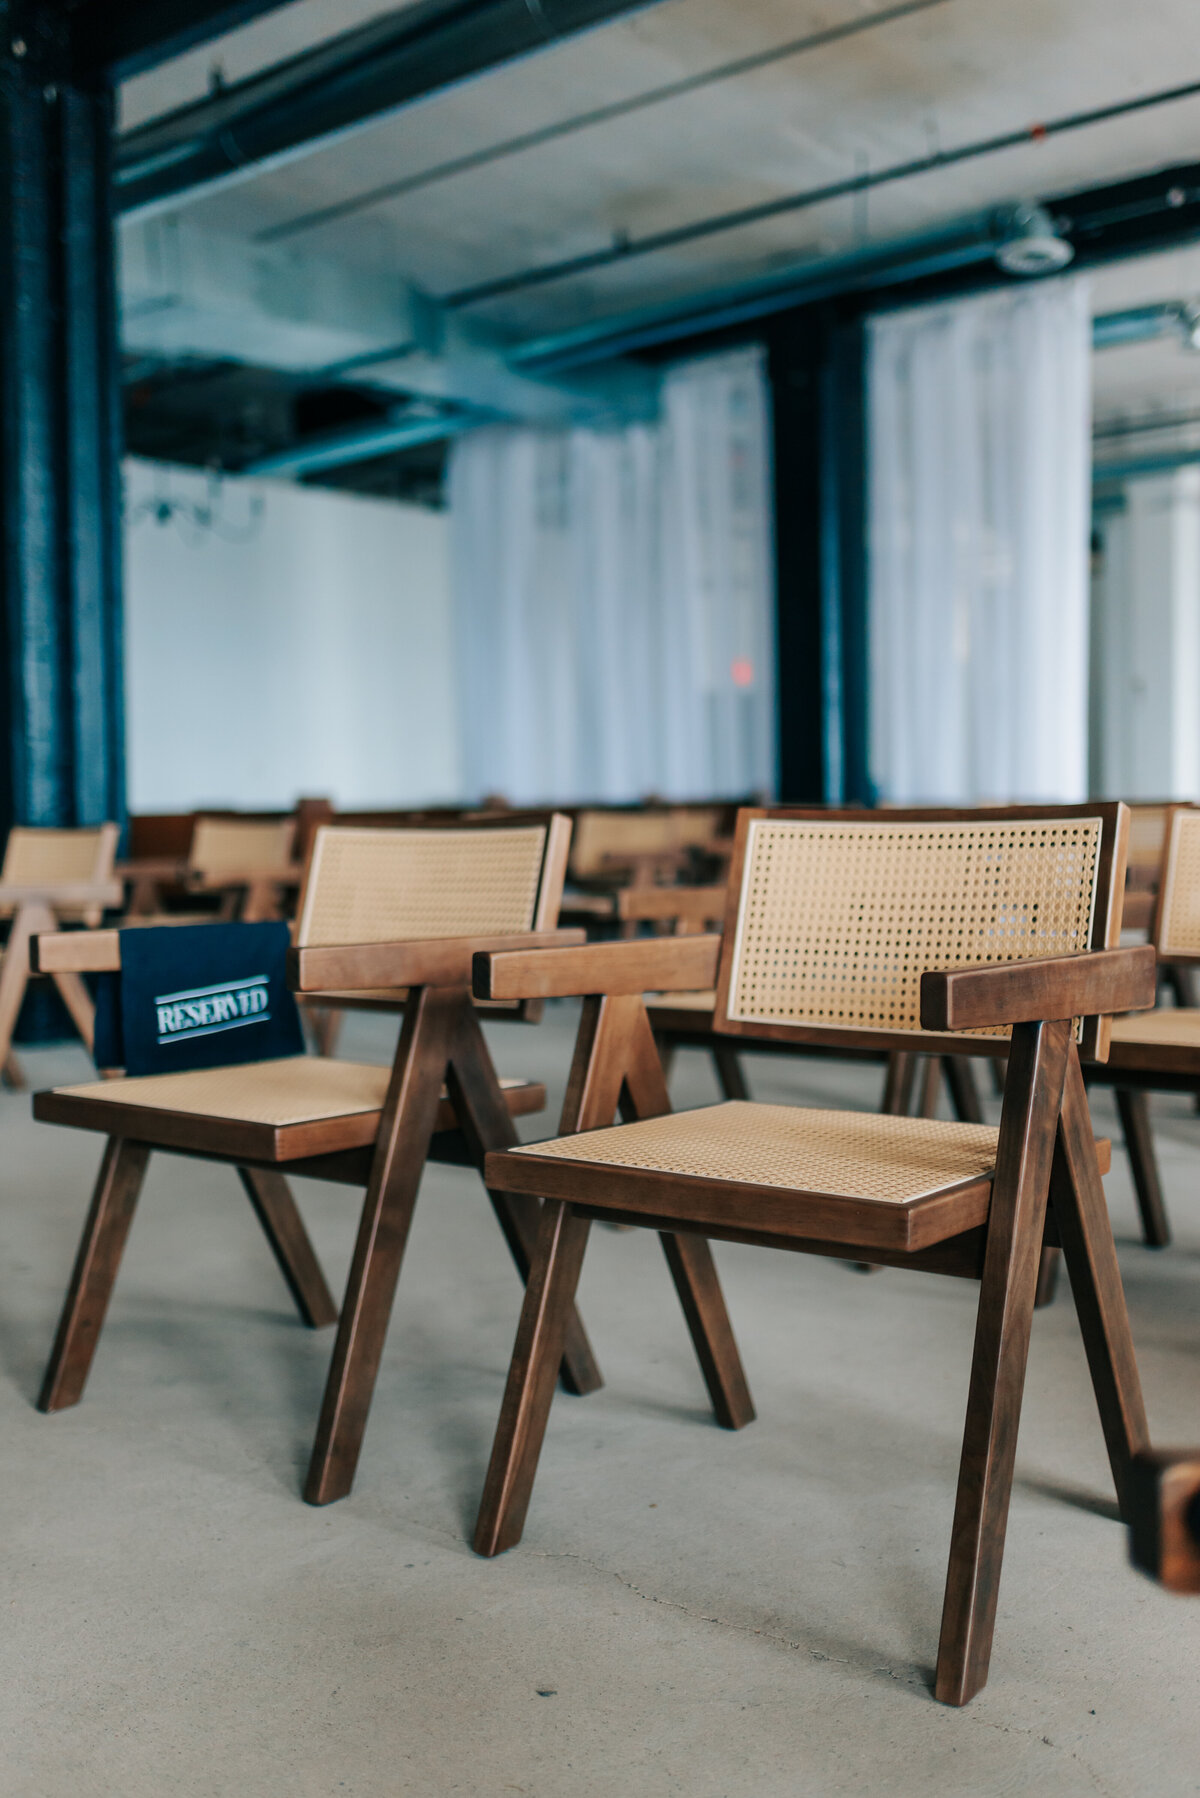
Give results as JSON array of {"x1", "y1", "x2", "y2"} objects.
[
  {"x1": 867, "y1": 277, "x2": 1092, "y2": 803},
  {"x1": 449, "y1": 347, "x2": 776, "y2": 804}
]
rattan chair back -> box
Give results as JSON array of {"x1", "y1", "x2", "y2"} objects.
[
  {"x1": 0, "y1": 823, "x2": 119, "y2": 923},
  {"x1": 296, "y1": 816, "x2": 571, "y2": 948},
  {"x1": 1153, "y1": 806, "x2": 1200, "y2": 960},
  {"x1": 570, "y1": 807, "x2": 723, "y2": 881},
  {"x1": 189, "y1": 816, "x2": 296, "y2": 883},
  {"x1": 714, "y1": 804, "x2": 1130, "y2": 1060}
]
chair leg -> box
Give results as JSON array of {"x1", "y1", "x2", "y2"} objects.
[
  {"x1": 935, "y1": 1018, "x2": 1071, "y2": 1707},
  {"x1": 2, "y1": 1050, "x2": 25, "y2": 1090},
  {"x1": 446, "y1": 1003, "x2": 602, "y2": 1398},
  {"x1": 304, "y1": 986, "x2": 463, "y2": 1506},
  {"x1": 943, "y1": 1057, "x2": 984, "y2": 1125},
  {"x1": 918, "y1": 1056, "x2": 942, "y2": 1118},
  {"x1": 50, "y1": 969, "x2": 96, "y2": 1053},
  {"x1": 881, "y1": 1051, "x2": 918, "y2": 1116},
  {"x1": 659, "y1": 1232, "x2": 755, "y2": 1429},
  {"x1": 474, "y1": 1200, "x2": 593, "y2": 1557},
  {"x1": 712, "y1": 1044, "x2": 749, "y2": 1102},
  {"x1": 38, "y1": 1138, "x2": 152, "y2": 1412},
  {"x1": 235, "y1": 1167, "x2": 338, "y2": 1328},
  {"x1": 1054, "y1": 1055, "x2": 1150, "y2": 1520},
  {"x1": 1114, "y1": 1088, "x2": 1171, "y2": 1248},
  {"x1": 1034, "y1": 1245, "x2": 1061, "y2": 1309},
  {"x1": 0, "y1": 903, "x2": 45, "y2": 1092}
]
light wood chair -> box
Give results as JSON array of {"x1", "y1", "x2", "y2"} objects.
[
  {"x1": 469, "y1": 804, "x2": 1154, "y2": 1705},
  {"x1": 1089, "y1": 802, "x2": 1200, "y2": 1247},
  {"x1": 121, "y1": 813, "x2": 300, "y2": 922},
  {"x1": 31, "y1": 816, "x2": 610, "y2": 1504},
  {"x1": 0, "y1": 823, "x2": 121, "y2": 1087}
]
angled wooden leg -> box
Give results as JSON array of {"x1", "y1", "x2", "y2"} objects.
[
  {"x1": 881, "y1": 1051, "x2": 918, "y2": 1116},
  {"x1": 943, "y1": 1056, "x2": 984, "y2": 1125},
  {"x1": 1055, "y1": 1053, "x2": 1150, "y2": 1519},
  {"x1": 3, "y1": 1051, "x2": 25, "y2": 1090},
  {"x1": 659, "y1": 1231, "x2": 755, "y2": 1429},
  {"x1": 50, "y1": 969, "x2": 96, "y2": 1052},
  {"x1": 38, "y1": 1138, "x2": 152, "y2": 1412},
  {"x1": 1034, "y1": 1245, "x2": 1062, "y2": 1309},
  {"x1": 235, "y1": 1167, "x2": 338, "y2": 1328},
  {"x1": 617, "y1": 999, "x2": 754, "y2": 1428},
  {"x1": 935, "y1": 1017, "x2": 1071, "y2": 1707},
  {"x1": 474, "y1": 1198, "x2": 593, "y2": 1556},
  {"x1": 447, "y1": 1003, "x2": 602, "y2": 1397},
  {"x1": 918, "y1": 1055, "x2": 942, "y2": 1118},
  {"x1": 304, "y1": 986, "x2": 462, "y2": 1505},
  {"x1": 0, "y1": 903, "x2": 51, "y2": 1092},
  {"x1": 1114, "y1": 1087, "x2": 1171, "y2": 1248},
  {"x1": 712, "y1": 1044, "x2": 749, "y2": 1101},
  {"x1": 305, "y1": 1003, "x2": 343, "y2": 1059}
]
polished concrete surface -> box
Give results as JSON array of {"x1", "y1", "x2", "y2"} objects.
[{"x1": 1, "y1": 1004, "x2": 1199, "y2": 1796}]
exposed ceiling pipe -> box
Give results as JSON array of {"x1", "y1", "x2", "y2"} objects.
[
  {"x1": 116, "y1": 0, "x2": 670, "y2": 219},
  {"x1": 242, "y1": 405, "x2": 498, "y2": 478},
  {"x1": 1094, "y1": 447, "x2": 1200, "y2": 484},
  {"x1": 1092, "y1": 301, "x2": 1200, "y2": 349},
  {"x1": 446, "y1": 73, "x2": 1200, "y2": 312},
  {"x1": 512, "y1": 218, "x2": 1007, "y2": 372},
  {"x1": 256, "y1": 0, "x2": 953, "y2": 246}
]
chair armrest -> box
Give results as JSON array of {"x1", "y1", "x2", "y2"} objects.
[
  {"x1": 288, "y1": 928, "x2": 586, "y2": 993},
  {"x1": 474, "y1": 934, "x2": 721, "y2": 1000},
  {"x1": 0, "y1": 881, "x2": 123, "y2": 909},
  {"x1": 919, "y1": 946, "x2": 1156, "y2": 1032},
  {"x1": 31, "y1": 929, "x2": 122, "y2": 974}
]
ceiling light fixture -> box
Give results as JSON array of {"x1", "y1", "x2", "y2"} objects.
[{"x1": 993, "y1": 203, "x2": 1074, "y2": 277}]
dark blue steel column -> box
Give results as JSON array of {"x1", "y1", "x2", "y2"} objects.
[{"x1": 0, "y1": 14, "x2": 125, "y2": 838}]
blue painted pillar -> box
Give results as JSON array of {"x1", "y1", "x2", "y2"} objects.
[{"x1": 0, "y1": 19, "x2": 125, "y2": 838}]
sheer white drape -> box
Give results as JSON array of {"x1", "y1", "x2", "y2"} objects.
[
  {"x1": 867, "y1": 277, "x2": 1092, "y2": 803},
  {"x1": 449, "y1": 347, "x2": 775, "y2": 803}
]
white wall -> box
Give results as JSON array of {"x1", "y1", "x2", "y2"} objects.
[
  {"x1": 123, "y1": 459, "x2": 461, "y2": 811},
  {"x1": 1091, "y1": 469, "x2": 1200, "y2": 798}
]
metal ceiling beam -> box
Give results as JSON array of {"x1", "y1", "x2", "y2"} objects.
[
  {"x1": 243, "y1": 405, "x2": 494, "y2": 477},
  {"x1": 67, "y1": 1, "x2": 292, "y2": 82},
  {"x1": 115, "y1": 0, "x2": 667, "y2": 219}
]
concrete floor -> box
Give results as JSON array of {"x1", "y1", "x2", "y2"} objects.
[{"x1": 1, "y1": 1004, "x2": 1199, "y2": 1797}]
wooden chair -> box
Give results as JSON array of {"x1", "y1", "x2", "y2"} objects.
[
  {"x1": 1089, "y1": 803, "x2": 1200, "y2": 1248},
  {"x1": 469, "y1": 804, "x2": 1155, "y2": 1705},
  {"x1": 0, "y1": 823, "x2": 121, "y2": 1087},
  {"x1": 121, "y1": 813, "x2": 300, "y2": 921},
  {"x1": 31, "y1": 816, "x2": 608, "y2": 1504},
  {"x1": 1129, "y1": 1450, "x2": 1200, "y2": 1592}
]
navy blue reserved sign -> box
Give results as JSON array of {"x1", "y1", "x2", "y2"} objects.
[{"x1": 94, "y1": 922, "x2": 305, "y2": 1076}]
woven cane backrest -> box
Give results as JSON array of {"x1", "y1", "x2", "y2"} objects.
[
  {"x1": 189, "y1": 817, "x2": 296, "y2": 882},
  {"x1": 570, "y1": 807, "x2": 723, "y2": 880},
  {"x1": 296, "y1": 820, "x2": 564, "y2": 947},
  {"x1": 1155, "y1": 808, "x2": 1200, "y2": 959},
  {"x1": 716, "y1": 807, "x2": 1126, "y2": 1058},
  {"x1": 0, "y1": 824, "x2": 118, "y2": 922}
]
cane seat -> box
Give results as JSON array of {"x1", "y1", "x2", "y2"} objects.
[
  {"x1": 490, "y1": 1100, "x2": 1111, "y2": 1253},
  {"x1": 35, "y1": 1057, "x2": 543, "y2": 1164}
]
